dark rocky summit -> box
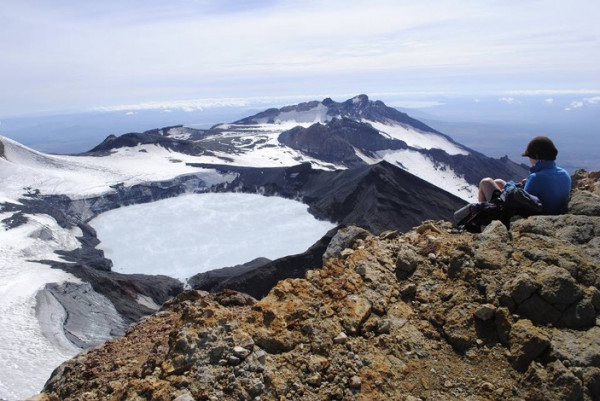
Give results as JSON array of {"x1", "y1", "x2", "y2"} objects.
[
  {"x1": 85, "y1": 126, "x2": 211, "y2": 156},
  {"x1": 201, "y1": 161, "x2": 468, "y2": 234},
  {"x1": 236, "y1": 94, "x2": 445, "y2": 136},
  {"x1": 278, "y1": 118, "x2": 407, "y2": 167},
  {"x1": 234, "y1": 94, "x2": 529, "y2": 184},
  {"x1": 35, "y1": 172, "x2": 600, "y2": 401}
]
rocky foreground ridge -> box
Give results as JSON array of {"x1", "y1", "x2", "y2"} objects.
[{"x1": 36, "y1": 172, "x2": 600, "y2": 401}]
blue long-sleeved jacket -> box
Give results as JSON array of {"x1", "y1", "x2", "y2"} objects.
[{"x1": 523, "y1": 161, "x2": 571, "y2": 214}]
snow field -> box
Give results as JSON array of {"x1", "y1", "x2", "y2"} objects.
[
  {"x1": 0, "y1": 213, "x2": 83, "y2": 401},
  {"x1": 368, "y1": 120, "x2": 469, "y2": 156},
  {"x1": 378, "y1": 149, "x2": 478, "y2": 202},
  {"x1": 207, "y1": 123, "x2": 342, "y2": 169},
  {"x1": 0, "y1": 136, "x2": 233, "y2": 200}
]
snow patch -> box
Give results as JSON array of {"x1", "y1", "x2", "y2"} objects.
[
  {"x1": 367, "y1": 120, "x2": 469, "y2": 156},
  {"x1": 0, "y1": 213, "x2": 84, "y2": 401},
  {"x1": 136, "y1": 294, "x2": 161, "y2": 311},
  {"x1": 0, "y1": 136, "x2": 233, "y2": 200},
  {"x1": 196, "y1": 124, "x2": 342, "y2": 170},
  {"x1": 378, "y1": 149, "x2": 478, "y2": 202}
]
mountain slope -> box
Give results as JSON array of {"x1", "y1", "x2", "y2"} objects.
[
  {"x1": 195, "y1": 160, "x2": 466, "y2": 234},
  {"x1": 82, "y1": 95, "x2": 529, "y2": 202},
  {"x1": 37, "y1": 187, "x2": 600, "y2": 401}
]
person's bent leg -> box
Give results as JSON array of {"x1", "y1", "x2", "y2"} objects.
[
  {"x1": 494, "y1": 179, "x2": 506, "y2": 191},
  {"x1": 479, "y1": 177, "x2": 503, "y2": 202}
]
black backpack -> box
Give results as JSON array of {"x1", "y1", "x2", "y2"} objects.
[
  {"x1": 454, "y1": 186, "x2": 543, "y2": 233},
  {"x1": 453, "y1": 201, "x2": 506, "y2": 233}
]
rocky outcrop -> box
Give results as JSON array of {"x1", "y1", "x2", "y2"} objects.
[
  {"x1": 499, "y1": 215, "x2": 600, "y2": 329},
  {"x1": 571, "y1": 169, "x2": 600, "y2": 195},
  {"x1": 278, "y1": 118, "x2": 407, "y2": 167},
  {"x1": 568, "y1": 169, "x2": 600, "y2": 220},
  {"x1": 37, "y1": 178, "x2": 600, "y2": 400},
  {"x1": 85, "y1": 126, "x2": 210, "y2": 156},
  {"x1": 203, "y1": 161, "x2": 467, "y2": 234},
  {"x1": 188, "y1": 227, "x2": 340, "y2": 299}
]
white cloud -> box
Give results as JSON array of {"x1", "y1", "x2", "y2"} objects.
[
  {"x1": 564, "y1": 95, "x2": 600, "y2": 111},
  {"x1": 565, "y1": 101, "x2": 584, "y2": 111},
  {"x1": 586, "y1": 96, "x2": 600, "y2": 104},
  {"x1": 504, "y1": 89, "x2": 600, "y2": 96},
  {"x1": 545, "y1": 98, "x2": 554, "y2": 104},
  {"x1": 498, "y1": 97, "x2": 521, "y2": 105},
  {"x1": 93, "y1": 92, "x2": 454, "y2": 114},
  {"x1": 93, "y1": 98, "x2": 252, "y2": 113},
  {"x1": 1, "y1": 0, "x2": 600, "y2": 116}
]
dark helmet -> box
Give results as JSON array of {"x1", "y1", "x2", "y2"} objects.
[{"x1": 522, "y1": 136, "x2": 558, "y2": 160}]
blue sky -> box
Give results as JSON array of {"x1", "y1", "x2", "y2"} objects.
[{"x1": 1, "y1": 0, "x2": 599, "y2": 117}]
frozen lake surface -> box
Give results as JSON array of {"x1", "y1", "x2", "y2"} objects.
[{"x1": 90, "y1": 193, "x2": 336, "y2": 282}]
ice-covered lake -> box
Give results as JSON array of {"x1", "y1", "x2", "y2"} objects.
[{"x1": 90, "y1": 193, "x2": 336, "y2": 282}]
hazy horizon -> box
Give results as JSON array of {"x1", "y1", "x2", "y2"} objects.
[
  {"x1": 1, "y1": 0, "x2": 599, "y2": 117},
  {"x1": 1, "y1": 1, "x2": 598, "y2": 171}
]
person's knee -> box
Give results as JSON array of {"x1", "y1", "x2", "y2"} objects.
[
  {"x1": 479, "y1": 177, "x2": 502, "y2": 202},
  {"x1": 479, "y1": 177, "x2": 494, "y2": 187},
  {"x1": 494, "y1": 179, "x2": 506, "y2": 189}
]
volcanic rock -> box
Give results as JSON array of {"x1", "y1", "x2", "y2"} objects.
[{"x1": 37, "y1": 196, "x2": 600, "y2": 400}]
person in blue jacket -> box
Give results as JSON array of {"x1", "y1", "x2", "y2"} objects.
[{"x1": 479, "y1": 136, "x2": 571, "y2": 214}]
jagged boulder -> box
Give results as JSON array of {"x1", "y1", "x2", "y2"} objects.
[
  {"x1": 523, "y1": 360, "x2": 584, "y2": 401},
  {"x1": 569, "y1": 169, "x2": 600, "y2": 217},
  {"x1": 322, "y1": 225, "x2": 370, "y2": 263},
  {"x1": 571, "y1": 169, "x2": 600, "y2": 195},
  {"x1": 494, "y1": 214, "x2": 600, "y2": 330},
  {"x1": 569, "y1": 190, "x2": 600, "y2": 216},
  {"x1": 509, "y1": 319, "x2": 551, "y2": 372},
  {"x1": 474, "y1": 220, "x2": 511, "y2": 270}
]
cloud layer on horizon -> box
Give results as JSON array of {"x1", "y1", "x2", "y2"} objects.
[{"x1": 1, "y1": 0, "x2": 599, "y2": 116}]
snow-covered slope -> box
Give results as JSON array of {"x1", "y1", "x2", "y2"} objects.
[
  {"x1": 0, "y1": 213, "x2": 82, "y2": 400},
  {"x1": 379, "y1": 148, "x2": 477, "y2": 200},
  {"x1": 0, "y1": 136, "x2": 237, "y2": 400},
  {"x1": 0, "y1": 135, "x2": 230, "y2": 201},
  {"x1": 77, "y1": 95, "x2": 483, "y2": 201}
]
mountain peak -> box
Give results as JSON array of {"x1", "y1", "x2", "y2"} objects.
[{"x1": 348, "y1": 94, "x2": 369, "y2": 104}]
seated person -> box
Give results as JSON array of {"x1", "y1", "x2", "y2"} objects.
[{"x1": 478, "y1": 136, "x2": 571, "y2": 214}]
